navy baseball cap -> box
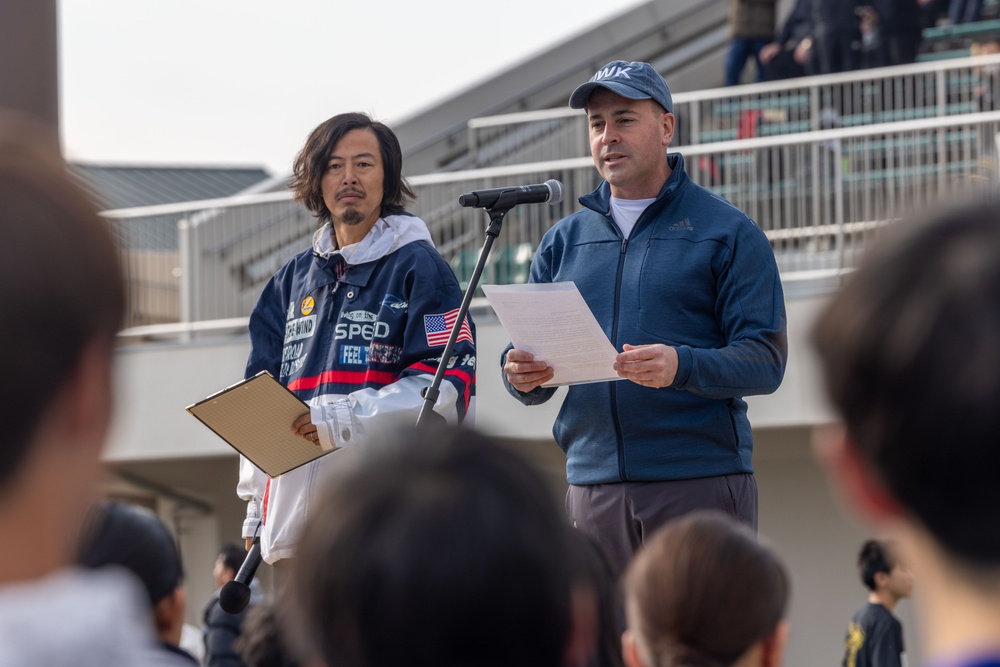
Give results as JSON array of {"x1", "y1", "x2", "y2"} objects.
[{"x1": 569, "y1": 60, "x2": 673, "y2": 114}]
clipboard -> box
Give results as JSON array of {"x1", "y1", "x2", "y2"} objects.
[{"x1": 185, "y1": 370, "x2": 335, "y2": 477}]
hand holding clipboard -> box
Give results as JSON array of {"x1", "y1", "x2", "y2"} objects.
[{"x1": 186, "y1": 371, "x2": 333, "y2": 477}]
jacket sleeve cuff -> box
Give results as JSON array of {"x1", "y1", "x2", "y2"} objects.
[
  {"x1": 311, "y1": 400, "x2": 359, "y2": 449},
  {"x1": 242, "y1": 500, "x2": 261, "y2": 539},
  {"x1": 672, "y1": 345, "x2": 693, "y2": 388}
]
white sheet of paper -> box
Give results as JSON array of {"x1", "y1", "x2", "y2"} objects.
[{"x1": 482, "y1": 282, "x2": 623, "y2": 387}]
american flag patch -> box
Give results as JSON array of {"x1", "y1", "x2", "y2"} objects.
[{"x1": 424, "y1": 308, "x2": 473, "y2": 347}]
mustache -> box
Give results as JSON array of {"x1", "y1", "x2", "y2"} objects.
[{"x1": 336, "y1": 187, "x2": 365, "y2": 199}]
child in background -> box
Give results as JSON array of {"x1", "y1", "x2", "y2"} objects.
[{"x1": 843, "y1": 540, "x2": 914, "y2": 667}]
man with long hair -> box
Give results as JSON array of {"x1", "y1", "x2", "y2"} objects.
[{"x1": 237, "y1": 112, "x2": 475, "y2": 581}]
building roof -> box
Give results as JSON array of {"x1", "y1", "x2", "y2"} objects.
[{"x1": 68, "y1": 163, "x2": 273, "y2": 211}]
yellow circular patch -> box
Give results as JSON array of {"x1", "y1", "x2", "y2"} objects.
[{"x1": 300, "y1": 295, "x2": 315, "y2": 315}]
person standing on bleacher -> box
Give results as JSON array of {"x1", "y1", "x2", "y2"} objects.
[
  {"x1": 812, "y1": 0, "x2": 863, "y2": 74},
  {"x1": 949, "y1": 0, "x2": 983, "y2": 24},
  {"x1": 860, "y1": 0, "x2": 922, "y2": 67},
  {"x1": 724, "y1": 0, "x2": 778, "y2": 86},
  {"x1": 760, "y1": 0, "x2": 818, "y2": 79}
]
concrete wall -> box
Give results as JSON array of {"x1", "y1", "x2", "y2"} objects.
[{"x1": 105, "y1": 288, "x2": 837, "y2": 458}]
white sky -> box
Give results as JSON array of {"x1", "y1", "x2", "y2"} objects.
[{"x1": 58, "y1": 0, "x2": 647, "y2": 176}]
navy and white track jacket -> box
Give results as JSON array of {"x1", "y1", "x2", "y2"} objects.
[{"x1": 238, "y1": 214, "x2": 476, "y2": 562}]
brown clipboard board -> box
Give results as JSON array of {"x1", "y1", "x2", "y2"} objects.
[{"x1": 185, "y1": 370, "x2": 335, "y2": 477}]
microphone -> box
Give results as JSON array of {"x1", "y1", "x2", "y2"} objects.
[
  {"x1": 459, "y1": 179, "x2": 564, "y2": 209},
  {"x1": 218, "y1": 539, "x2": 262, "y2": 614}
]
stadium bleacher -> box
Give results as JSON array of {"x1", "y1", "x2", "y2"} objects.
[{"x1": 918, "y1": 0, "x2": 1000, "y2": 61}]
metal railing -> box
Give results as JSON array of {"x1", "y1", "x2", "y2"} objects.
[
  {"x1": 466, "y1": 53, "x2": 1000, "y2": 168},
  {"x1": 106, "y1": 112, "x2": 1000, "y2": 333}
]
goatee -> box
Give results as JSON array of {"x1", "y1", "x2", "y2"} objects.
[{"x1": 338, "y1": 207, "x2": 366, "y2": 226}]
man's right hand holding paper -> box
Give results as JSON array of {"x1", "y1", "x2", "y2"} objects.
[{"x1": 503, "y1": 349, "x2": 555, "y2": 392}]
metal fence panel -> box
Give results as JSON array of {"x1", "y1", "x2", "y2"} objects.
[
  {"x1": 105, "y1": 114, "x2": 1000, "y2": 331},
  {"x1": 466, "y1": 54, "x2": 1000, "y2": 168}
]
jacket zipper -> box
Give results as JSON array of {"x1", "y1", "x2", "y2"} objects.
[
  {"x1": 327, "y1": 281, "x2": 341, "y2": 321},
  {"x1": 611, "y1": 227, "x2": 628, "y2": 482}
]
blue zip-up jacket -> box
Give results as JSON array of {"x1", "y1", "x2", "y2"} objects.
[
  {"x1": 503, "y1": 153, "x2": 786, "y2": 485},
  {"x1": 239, "y1": 214, "x2": 476, "y2": 562}
]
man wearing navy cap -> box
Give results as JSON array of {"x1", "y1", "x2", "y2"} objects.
[{"x1": 502, "y1": 61, "x2": 787, "y2": 580}]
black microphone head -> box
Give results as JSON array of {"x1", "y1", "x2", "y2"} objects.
[
  {"x1": 544, "y1": 179, "x2": 564, "y2": 205},
  {"x1": 218, "y1": 580, "x2": 252, "y2": 614}
]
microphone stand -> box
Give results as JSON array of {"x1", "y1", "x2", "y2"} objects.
[{"x1": 415, "y1": 193, "x2": 519, "y2": 427}]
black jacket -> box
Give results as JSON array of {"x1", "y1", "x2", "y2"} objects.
[
  {"x1": 775, "y1": 0, "x2": 815, "y2": 46},
  {"x1": 730, "y1": 0, "x2": 778, "y2": 39},
  {"x1": 811, "y1": 0, "x2": 861, "y2": 32},
  {"x1": 202, "y1": 594, "x2": 248, "y2": 667}
]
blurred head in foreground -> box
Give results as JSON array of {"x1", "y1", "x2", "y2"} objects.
[
  {"x1": 622, "y1": 511, "x2": 790, "y2": 667},
  {"x1": 0, "y1": 111, "x2": 123, "y2": 583},
  {"x1": 77, "y1": 500, "x2": 187, "y2": 647},
  {"x1": 811, "y1": 198, "x2": 1000, "y2": 660},
  {"x1": 812, "y1": 199, "x2": 1000, "y2": 569},
  {"x1": 288, "y1": 424, "x2": 578, "y2": 667}
]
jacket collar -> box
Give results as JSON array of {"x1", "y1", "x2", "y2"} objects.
[
  {"x1": 580, "y1": 152, "x2": 688, "y2": 215},
  {"x1": 312, "y1": 212, "x2": 434, "y2": 287}
]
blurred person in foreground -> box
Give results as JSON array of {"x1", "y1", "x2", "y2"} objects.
[
  {"x1": 77, "y1": 500, "x2": 198, "y2": 665},
  {"x1": 842, "y1": 539, "x2": 914, "y2": 667},
  {"x1": 812, "y1": 198, "x2": 1000, "y2": 667},
  {"x1": 567, "y1": 529, "x2": 626, "y2": 667},
  {"x1": 621, "y1": 510, "x2": 790, "y2": 667},
  {"x1": 235, "y1": 600, "x2": 298, "y2": 667},
  {"x1": 237, "y1": 112, "x2": 476, "y2": 582},
  {"x1": 285, "y1": 423, "x2": 597, "y2": 667},
  {"x1": 0, "y1": 112, "x2": 177, "y2": 666}
]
